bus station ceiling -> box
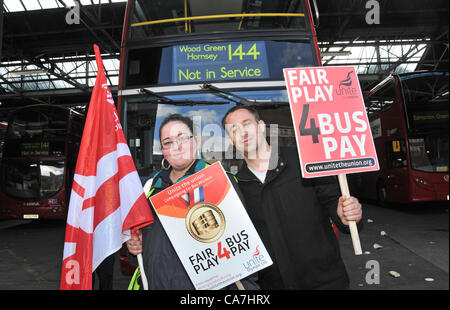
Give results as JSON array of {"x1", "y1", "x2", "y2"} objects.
[{"x1": 0, "y1": 0, "x2": 448, "y2": 117}]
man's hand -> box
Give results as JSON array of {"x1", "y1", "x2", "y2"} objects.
[
  {"x1": 337, "y1": 196, "x2": 362, "y2": 226},
  {"x1": 126, "y1": 229, "x2": 143, "y2": 255}
]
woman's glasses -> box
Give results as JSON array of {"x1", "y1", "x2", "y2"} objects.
[{"x1": 161, "y1": 135, "x2": 193, "y2": 150}]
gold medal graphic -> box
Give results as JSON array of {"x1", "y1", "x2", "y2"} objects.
[{"x1": 186, "y1": 202, "x2": 226, "y2": 243}]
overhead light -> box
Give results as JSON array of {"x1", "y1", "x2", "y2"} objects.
[
  {"x1": 10, "y1": 69, "x2": 47, "y2": 76},
  {"x1": 321, "y1": 51, "x2": 352, "y2": 57}
]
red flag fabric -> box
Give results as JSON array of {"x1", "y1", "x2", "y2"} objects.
[{"x1": 60, "y1": 45, "x2": 154, "y2": 290}]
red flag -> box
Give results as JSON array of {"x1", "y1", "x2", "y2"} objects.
[{"x1": 60, "y1": 45, "x2": 154, "y2": 290}]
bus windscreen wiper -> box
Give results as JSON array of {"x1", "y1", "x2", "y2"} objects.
[
  {"x1": 201, "y1": 83, "x2": 248, "y2": 104},
  {"x1": 139, "y1": 88, "x2": 229, "y2": 106},
  {"x1": 201, "y1": 83, "x2": 289, "y2": 108}
]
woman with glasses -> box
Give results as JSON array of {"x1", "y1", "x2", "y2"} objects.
[{"x1": 126, "y1": 113, "x2": 259, "y2": 290}]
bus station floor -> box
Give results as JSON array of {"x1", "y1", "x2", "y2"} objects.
[
  {"x1": 0, "y1": 202, "x2": 448, "y2": 290},
  {"x1": 339, "y1": 202, "x2": 448, "y2": 289}
]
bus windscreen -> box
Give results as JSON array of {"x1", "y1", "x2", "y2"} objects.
[
  {"x1": 128, "y1": 0, "x2": 309, "y2": 40},
  {"x1": 4, "y1": 106, "x2": 68, "y2": 158},
  {"x1": 401, "y1": 72, "x2": 449, "y2": 173},
  {"x1": 2, "y1": 160, "x2": 65, "y2": 201}
]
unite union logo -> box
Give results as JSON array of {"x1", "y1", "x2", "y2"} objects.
[
  {"x1": 336, "y1": 70, "x2": 358, "y2": 98},
  {"x1": 339, "y1": 71, "x2": 354, "y2": 88},
  {"x1": 242, "y1": 245, "x2": 267, "y2": 272}
]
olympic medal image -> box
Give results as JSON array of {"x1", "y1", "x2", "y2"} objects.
[{"x1": 185, "y1": 202, "x2": 226, "y2": 243}]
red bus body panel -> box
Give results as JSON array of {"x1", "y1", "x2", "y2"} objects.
[
  {"x1": 0, "y1": 189, "x2": 67, "y2": 220},
  {"x1": 352, "y1": 73, "x2": 449, "y2": 204}
]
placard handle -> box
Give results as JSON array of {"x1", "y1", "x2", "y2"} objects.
[
  {"x1": 338, "y1": 174, "x2": 362, "y2": 255},
  {"x1": 235, "y1": 280, "x2": 245, "y2": 290}
]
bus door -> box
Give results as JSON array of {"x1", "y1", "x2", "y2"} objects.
[{"x1": 384, "y1": 137, "x2": 408, "y2": 202}]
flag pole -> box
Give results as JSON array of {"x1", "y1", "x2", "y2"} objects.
[
  {"x1": 137, "y1": 253, "x2": 149, "y2": 290},
  {"x1": 337, "y1": 174, "x2": 362, "y2": 255}
]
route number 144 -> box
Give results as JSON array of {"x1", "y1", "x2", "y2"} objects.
[{"x1": 228, "y1": 43, "x2": 260, "y2": 61}]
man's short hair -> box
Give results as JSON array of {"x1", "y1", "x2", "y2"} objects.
[{"x1": 221, "y1": 105, "x2": 261, "y2": 129}]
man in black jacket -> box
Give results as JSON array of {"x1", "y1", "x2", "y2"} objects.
[{"x1": 222, "y1": 106, "x2": 363, "y2": 290}]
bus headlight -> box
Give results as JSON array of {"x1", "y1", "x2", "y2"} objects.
[{"x1": 415, "y1": 177, "x2": 429, "y2": 185}]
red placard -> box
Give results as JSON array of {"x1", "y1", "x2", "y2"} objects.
[{"x1": 283, "y1": 66, "x2": 379, "y2": 178}]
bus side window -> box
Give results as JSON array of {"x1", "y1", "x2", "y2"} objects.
[
  {"x1": 386, "y1": 139, "x2": 407, "y2": 168},
  {"x1": 365, "y1": 78, "x2": 395, "y2": 117}
]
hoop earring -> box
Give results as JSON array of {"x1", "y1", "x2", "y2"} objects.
[{"x1": 161, "y1": 158, "x2": 171, "y2": 170}]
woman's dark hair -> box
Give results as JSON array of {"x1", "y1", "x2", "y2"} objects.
[
  {"x1": 221, "y1": 105, "x2": 261, "y2": 129},
  {"x1": 159, "y1": 113, "x2": 194, "y2": 140}
]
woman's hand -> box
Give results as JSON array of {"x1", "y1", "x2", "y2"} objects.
[{"x1": 126, "y1": 229, "x2": 143, "y2": 255}]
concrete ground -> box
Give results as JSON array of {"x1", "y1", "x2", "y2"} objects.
[
  {"x1": 0, "y1": 201, "x2": 448, "y2": 290},
  {"x1": 339, "y1": 201, "x2": 448, "y2": 290}
]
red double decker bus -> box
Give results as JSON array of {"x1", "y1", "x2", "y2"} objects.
[
  {"x1": 117, "y1": 0, "x2": 321, "y2": 179},
  {"x1": 0, "y1": 104, "x2": 84, "y2": 219},
  {"x1": 116, "y1": 0, "x2": 323, "y2": 275},
  {"x1": 350, "y1": 71, "x2": 449, "y2": 205}
]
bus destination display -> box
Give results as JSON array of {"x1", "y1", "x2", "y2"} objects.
[
  {"x1": 21, "y1": 142, "x2": 50, "y2": 156},
  {"x1": 173, "y1": 41, "x2": 269, "y2": 83}
]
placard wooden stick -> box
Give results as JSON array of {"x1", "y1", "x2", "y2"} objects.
[
  {"x1": 235, "y1": 280, "x2": 245, "y2": 290},
  {"x1": 338, "y1": 174, "x2": 362, "y2": 255}
]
